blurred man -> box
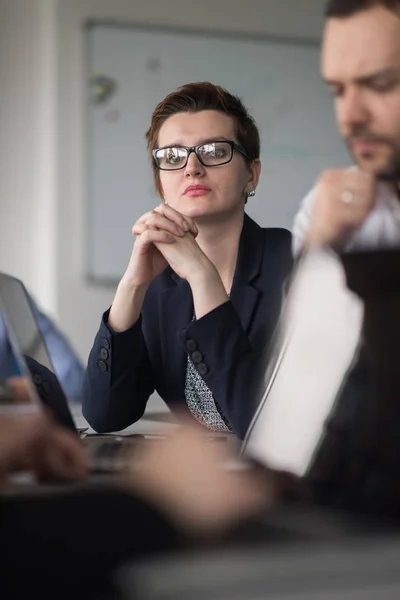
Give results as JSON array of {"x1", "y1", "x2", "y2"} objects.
[
  {"x1": 292, "y1": 0, "x2": 400, "y2": 254},
  {"x1": 289, "y1": 0, "x2": 400, "y2": 517}
]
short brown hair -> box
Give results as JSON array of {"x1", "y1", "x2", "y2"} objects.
[
  {"x1": 145, "y1": 81, "x2": 260, "y2": 198},
  {"x1": 325, "y1": 0, "x2": 400, "y2": 17}
]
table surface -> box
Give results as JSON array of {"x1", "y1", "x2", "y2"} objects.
[{"x1": 73, "y1": 394, "x2": 179, "y2": 436}]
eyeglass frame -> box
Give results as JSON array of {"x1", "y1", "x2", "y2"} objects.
[{"x1": 152, "y1": 139, "x2": 251, "y2": 171}]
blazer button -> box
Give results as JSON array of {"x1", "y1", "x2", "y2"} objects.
[
  {"x1": 97, "y1": 360, "x2": 108, "y2": 372},
  {"x1": 100, "y1": 347, "x2": 109, "y2": 360},
  {"x1": 42, "y1": 381, "x2": 51, "y2": 395},
  {"x1": 33, "y1": 374, "x2": 42, "y2": 385},
  {"x1": 197, "y1": 362, "x2": 208, "y2": 376},
  {"x1": 191, "y1": 350, "x2": 203, "y2": 364},
  {"x1": 102, "y1": 338, "x2": 110, "y2": 350},
  {"x1": 185, "y1": 339, "x2": 197, "y2": 352}
]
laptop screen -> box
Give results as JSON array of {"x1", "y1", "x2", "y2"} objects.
[
  {"x1": 0, "y1": 310, "x2": 39, "y2": 412},
  {"x1": 243, "y1": 249, "x2": 364, "y2": 477},
  {"x1": 0, "y1": 273, "x2": 76, "y2": 430}
]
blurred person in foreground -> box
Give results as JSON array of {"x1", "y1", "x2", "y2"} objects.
[
  {"x1": 292, "y1": 0, "x2": 400, "y2": 255},
  {"x1": 83, "y1": 82, "x2": 293, "y2": 440},
  {"x1": 0, "y1": 379, "x2": 275, "y2": 600}
]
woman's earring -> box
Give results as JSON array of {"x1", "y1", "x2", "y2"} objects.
[{"x1": 247, "y1": 190, "x2": 256, "y2": 198}]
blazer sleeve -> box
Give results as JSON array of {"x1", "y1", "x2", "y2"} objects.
[
  {"x1": 178, "y1": 232, "x2": 293, "y2": 440},
  {"x1": 25, "y1": 355, "x2": 77, "y2": 432},
  {"x1": 82, "y1": 311, "x2": 155, "y2": 432}
]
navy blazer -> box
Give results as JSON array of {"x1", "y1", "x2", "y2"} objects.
[{"x1": 82, "y1": 215, "x2": 293, "y2": 439}]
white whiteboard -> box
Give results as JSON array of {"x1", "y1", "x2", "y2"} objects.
[{"x1": 86, "y1": 23, "x2": 349, "y2": 283}]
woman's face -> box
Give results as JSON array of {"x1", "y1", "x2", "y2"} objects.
[{"x1": 156, "y1": 110, "x2": 261, "y2": 221}]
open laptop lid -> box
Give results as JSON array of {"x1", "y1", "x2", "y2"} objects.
[
  {"x1": 243, "y1": 248, "x2": 364, "y2": 477},
  {"x1": 0, "y1": 272, "x2": 77, "y2": 431}
]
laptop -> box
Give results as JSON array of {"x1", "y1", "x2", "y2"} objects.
[
  {"x1": 0, "y1": 271, "x2": 165, "y2": 472},
  {"x1": 243, "y1": 247, "x2": 364, "y2": 477}
]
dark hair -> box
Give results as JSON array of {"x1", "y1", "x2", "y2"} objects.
[
  {"x1": 145, "y1": 81, "x2": 260, "y2": 198},
  {"x1": 325, "y1": 0, "x2": 400, "y2": 17}
]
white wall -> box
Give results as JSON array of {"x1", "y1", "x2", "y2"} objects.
[
  {"x1": 0, "y1": 0, "x2": 326, "y2": 363},
  {"x1": 0, "y1": 0, "x2": 57, "y2": 314},
  {"x1": 57, "y1": 0, "x2": 326, "y2": 362}
]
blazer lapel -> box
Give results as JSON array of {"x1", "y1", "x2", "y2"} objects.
[{"x1": 230, "y1": 214, "x2": 264, "y2": 332}]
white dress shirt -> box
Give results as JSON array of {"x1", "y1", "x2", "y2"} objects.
[{"x1": 292, "y1": 179, "x2": 400, "y2": 255}]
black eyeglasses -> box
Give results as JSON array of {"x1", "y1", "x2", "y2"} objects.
[{"x1": 152, "y1": 140, "x2": 250, "y2": 171}]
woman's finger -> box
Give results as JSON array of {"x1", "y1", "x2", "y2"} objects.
[
  {"x1": 139, "y1": 212, "x2": 186, "y2": 237},
  {"x1": 132, "y1": 222, "x2": 158, "y2": 236},
  {"x1": 153, "y1": 204, "x2": 198, "y2": 236},
  {"x1": 135, "y1": 228, "x2": 177, "y2": 250}
]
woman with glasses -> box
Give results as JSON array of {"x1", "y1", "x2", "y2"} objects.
[{"x1": 83, "y1": 82, "x2": 292, "y2": 439}]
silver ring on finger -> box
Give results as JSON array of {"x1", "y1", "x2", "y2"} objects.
[{"x1": 340, "y1": 190, "x2": 354, "y2": 205}]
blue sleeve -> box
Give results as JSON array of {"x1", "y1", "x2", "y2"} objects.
[
  {"x1": 31, "y1": 303, "x2": 85, "y2": 403},
  {"x1": 0, "y1": 314, "x2": 22, "y2": 379}
]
